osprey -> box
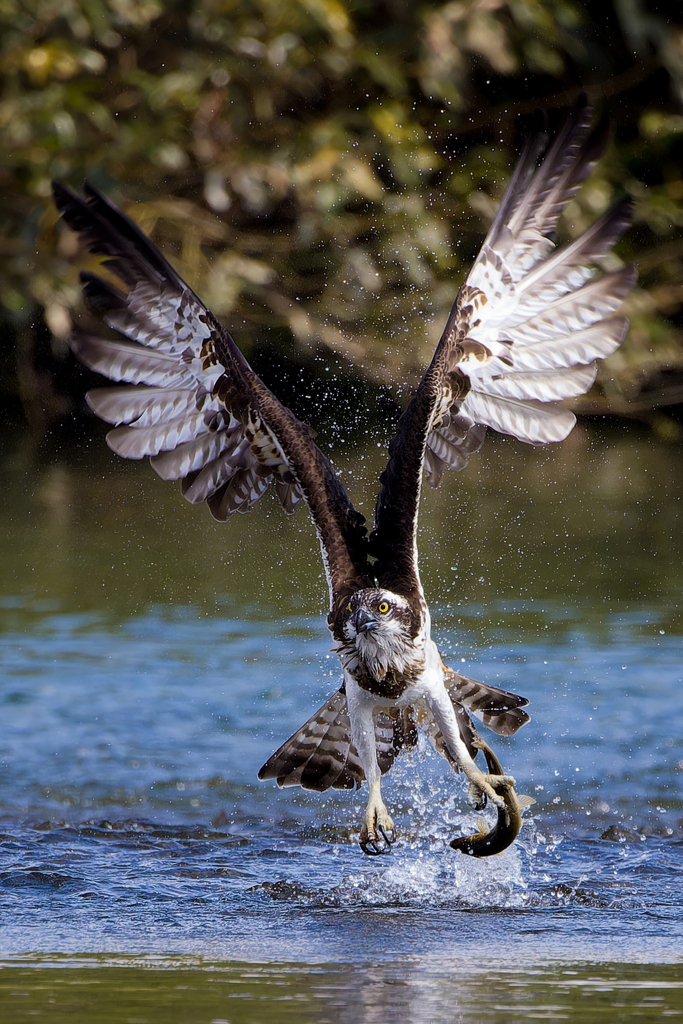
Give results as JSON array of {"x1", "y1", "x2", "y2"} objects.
[{"x1": 53, "y1": 99, "x2": 634, "y2": 855}]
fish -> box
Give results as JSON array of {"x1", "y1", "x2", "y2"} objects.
[{"x1": 450, "y1": 738, "x2": 534, "y2": 857}]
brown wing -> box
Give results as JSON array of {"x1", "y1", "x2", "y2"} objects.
[
  {"x1": 52, "y1": 182, "x2": 373, "y2": 608},
  {"x1": 257, "y1": 688, "x2": 417, "y2": 791},
  {"x1": 370, "y1": 96, "x2": 635, "y2": 599}
]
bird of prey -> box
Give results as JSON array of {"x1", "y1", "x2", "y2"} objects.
[{"x1": 52, "y1": 98, "x2": 634, "y2": 856}]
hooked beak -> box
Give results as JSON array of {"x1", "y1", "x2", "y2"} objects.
[{"x1": 353, "y1": 608, "x2": 379, "y2": 634}]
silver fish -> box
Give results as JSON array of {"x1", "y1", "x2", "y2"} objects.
[{"x1": 450, "y1": 739, "x2": 534, "y2": 857}]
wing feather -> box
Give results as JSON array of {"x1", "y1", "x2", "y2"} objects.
[
  {"x1": 53, "y1": 181, "x2": 373, "y2": 609},
  {"x1": 371, "y1": 97, "x2": 634, "y2": 597},
  {"x1": 476, "y1": 364, "x2": 598, "y2": 403},
  {"x1": 70, "y1": 330, "x2": 193, "y2": 388},
  {"x1": 424, "y1": 668, "x2": 529, "y2": 769},
  {"x1": 462, "y1": 391, "x2": 577, "y2": 443},
  {"x1": 258, "y1": 690, "x2": 359, "y2": 792},
  {"x1": 87, "y1": 385, "x2": 201, "y2": 428},
  {"x1": 426, "y1": 416, "x2": 487, "y2": 479},
  {"x1": 208, "y1": 462, "x2": 271, "y2": 520},
  {"x1": 105, "y1": 410, "x2": 212, "y2": 459},
  {"x1": 152, "y1": 429, "x2": 241, "y2": 483},
  {"x1": 508, "y1": 319, "x2": 628, "y2": 372}
]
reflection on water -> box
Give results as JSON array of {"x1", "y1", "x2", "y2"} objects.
[
  {"x1": 0, "y1": 421, "x2": 682, "y2": 1019},
  {"x1": 1, "y1": 960, "x2": 683, "y2": 1023}
]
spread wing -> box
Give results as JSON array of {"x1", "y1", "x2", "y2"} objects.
[
  {"x1": 52, "y1": 181, "x2": 374, "y2": 609},
  {"x1": 370, "y1": 97, "x2": 636, "y2": 599}
]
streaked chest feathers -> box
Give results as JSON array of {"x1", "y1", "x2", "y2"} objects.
[{"x1": 336, "y1": 589, "x2": 425, "y2": 695}]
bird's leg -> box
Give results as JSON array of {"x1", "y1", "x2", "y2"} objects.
[
  {"x1": 427, "y1": 688, "x2": 515, "y2": 810},
  {"x1": 346, "y1": 677, "x2": 396, "y2": 855},
  {"x1": 360, "y1": 778, "x2": 395, "y2": 856}
]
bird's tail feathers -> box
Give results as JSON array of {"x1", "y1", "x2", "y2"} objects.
[
  {"x1": 444, "y1": 666, "x2": 530, "y2": 736},
  {"x1": 258, "y1": 689, "x2": 361, "y2": 792},
  {"x1": 257, "y1": 689, "x2": 417, "y2": 793},
  {"x1": 258, "y1": 669, "x2": 528, "y2": 794}
]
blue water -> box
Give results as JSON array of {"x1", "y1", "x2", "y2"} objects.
[
  {"x1": 0, "y1": 598, "x2": 681, "y2": 966},
  {"x1": 0, "y1": 426, "x2": 682, "y2": 1019}
]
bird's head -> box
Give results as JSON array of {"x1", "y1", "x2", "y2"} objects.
[{"x1": 338, "y1": 588, "x2": 420, "y2": 680}]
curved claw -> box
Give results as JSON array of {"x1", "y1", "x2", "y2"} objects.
[
  {"x1": 377, "y1": 824, "x2": 396, "y2": 847},
  {"x1": 358, "y1": 784, "x2": 396, "y2": 856},
  {"x1": 359, "y1": 822, "x2": 396, "y2": 856},
  {"x1": 360, "y1": 837, "x2": 384, "y2": 856},
  {"x1": 465, "y1": 765, "x2": 516, "y2": 810},
  {"x1": 467, "y1": 781, "x2": 487, "y2": 811}
]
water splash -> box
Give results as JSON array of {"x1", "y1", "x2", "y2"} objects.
[{"x1": 335, "y1": 841, "x2": 527, "y2": 908}]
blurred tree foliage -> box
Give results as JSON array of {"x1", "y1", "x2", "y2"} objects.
[{"x1": 2, "y1": 0, "x2": 683, "y2": 433}]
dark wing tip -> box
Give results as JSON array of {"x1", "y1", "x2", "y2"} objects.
[
  {"x1": 51, "y1": 179, "x2": 73, "y2": 209},
  {"x1": 503, "y1": 691, "x2": 530, "y2": 709},
  {"x1": 528, "y1": 105, "x2": 548, "y2": 142},
  {"x1": 622, "y1": 263, "x2": 638, "y2": 291},
  {"x1": 52, "y1": 179, "x2": 94, "y2": 232},
  {"x1": 612, "y1": 193, "x2": 635, "y2": 218},
  {"x1": 52, "y1": 179, "x2": 181, "y2": 289}
]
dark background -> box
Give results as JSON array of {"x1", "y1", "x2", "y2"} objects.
[{"x1": 1, "y1": 0, "x2": 683, "y2": 443}]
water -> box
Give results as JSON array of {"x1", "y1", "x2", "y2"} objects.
[{"x1": 0, "y1": 421, "x2": 682, "y2": 1021}]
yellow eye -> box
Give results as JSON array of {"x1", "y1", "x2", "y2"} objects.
[
  {"x1": 347, "y1": 602, "x2": 353, "y2": 613},
  {"x1": 378, "y1": 601, "x2": 389, "y2": 614}
]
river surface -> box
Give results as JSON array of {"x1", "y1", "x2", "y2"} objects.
[{"x1": 0, "y1": 419, "x2": 682, "y2": 1022}]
